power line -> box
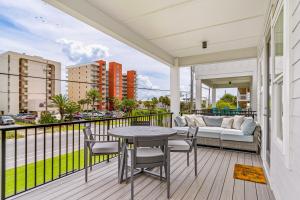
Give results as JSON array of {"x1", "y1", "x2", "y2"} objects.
[{"x1": 0, "y1": 72, "x2": 190, "y2": 93}]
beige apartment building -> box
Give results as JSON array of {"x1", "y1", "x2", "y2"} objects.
[
  {"x1": 0, "y1": 51, "x2": 61, "y2": 115},
  {"x1": 67, "y1": 60, "x2": 107, "y2": 110}
]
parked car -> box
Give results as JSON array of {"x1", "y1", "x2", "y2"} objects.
[
  {"x1": 0, "y1": 115, "x2": 15, "y2": 125},
  {"x1": 15, "y1": 113, "x2": 36, "y2": 120}
]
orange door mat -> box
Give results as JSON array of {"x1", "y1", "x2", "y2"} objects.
[{"x1": 234, "y1": 164, "x2": 267, "y2": 184}]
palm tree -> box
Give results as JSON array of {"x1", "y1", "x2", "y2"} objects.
[
  {"x1": 86, "y1": 89, "x2": 100, "y2": 111},
  {"x1": 52, "y1": 94, "x2": 68, "y2": 121},
  {"x1": 65, "y1": 101, "x2": 80, "y2": 121},
  {"x1": 78, "y1": 99, "x2": 86, "y2": 110}
]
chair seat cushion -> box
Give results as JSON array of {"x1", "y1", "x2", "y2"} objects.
[
  {"x1": 221, "y1": 129, "x2": 254, "y2": 142},
  {"x1": 136, "y1": 147, "x2": 164, "y2": 164},
  {"x1": 168, "y1": 140, "x2": 191, "y2": 151},
  {"x1": 197, "y1": 127, "x2": 223, "y2": 139},
  {"x1": 91, "y1": 142, "x2": 119, "y2": 154},
  {"x1": 172, "y1": 127, "x2": 189, "y2": 135}
]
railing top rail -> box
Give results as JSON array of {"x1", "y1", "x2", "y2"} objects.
[{"x1": 0, "y1": 112, "x2": 173, "y2": 132}]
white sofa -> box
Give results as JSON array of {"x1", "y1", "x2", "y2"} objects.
[{"x1": 173, "y1": 115, "x2": 261, "y2": 153}]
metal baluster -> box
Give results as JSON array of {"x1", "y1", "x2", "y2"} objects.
[
  {"x1": 25, "y1": 128, "x2": 28, "y2": 190},
  {"x1": 43, "y1": 127, "x2": 46, "y2": 183},
  {"x1": 66, "y1": 125, "x2": 68, "y2": 174},
  {"x1": 34, "y1": 127, "x2": 37, "y2": 187},
  {"x1": 78, "y1": 123, "x2": 81, "y2": 170},
  {"x1": 51, "y1": 126, "x2": 54, "y2": 180},
  {"x1": 14, "y1": 130, "x2": 17, "y2": 194},
  {"x1": 1, "y1": 130, "x2": 6, "y2": 199},
  {"x1": 59, "y1": 125, "x2": 61, "y2": 177},
  {"x1": 72, "y1": 124, "x2": 75, "y2": 172}
]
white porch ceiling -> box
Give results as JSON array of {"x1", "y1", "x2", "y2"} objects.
[
  {"x1": 45, "y1": 0, "x2": 270, "y2": 66},
  {"x1": 202, "y1": 76, "x2": 252, "y2": 88}
]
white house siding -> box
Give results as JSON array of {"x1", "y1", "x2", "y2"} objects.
[{"x1": 267, "y1": 0, "x2": 300, "y2": 200}]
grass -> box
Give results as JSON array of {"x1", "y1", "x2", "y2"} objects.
[{"x1": 5, "y1": 149, "x2": 115, "y2": 197}]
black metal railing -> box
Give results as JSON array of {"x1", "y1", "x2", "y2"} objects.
[
  {"x1": 0, "y1": 113, "x2": 172, "y2": 199},
  {"x1": 181, "y1": 109, "x2": 256, "y2": 118}
]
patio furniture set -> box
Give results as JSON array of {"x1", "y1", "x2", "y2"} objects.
[
  {"x1": 83, "y1": 115, "x2": 260, "y2": 200},
  {"x1": 83, "y1": 124, "x2": 198, "y2": 200}
]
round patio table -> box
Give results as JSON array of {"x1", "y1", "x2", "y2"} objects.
[
  {"x1": 108, "y1": 126, "x2": 177, "y2": 138},
  {"x1": 108, "y1": 126, "x2": 177, "y2": 183}
]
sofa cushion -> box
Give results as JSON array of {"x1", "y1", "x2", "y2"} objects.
[
  {"x1": 197, "y1": 127, "x2": 223, "y2": 139},
  {"x1": 241, "y1": 117, "x2": 257, "y2": 135},
  {"x1": 184, "y1": 115, "x2": 196, "y2": 126},
  {"x1": 232, "y1": 115, "x2": 245, "y2": 130},
  {"x1": 221, "y1": 129, "x2": 253, "y2": 142},
  {"x1": 221, "y1": 117, "x2": 234, "y2": 129},
  {"x1": 202, "y1": 116, "x2": 223, "y2": 127},
  {"x1": 194, "y1": 116, "x2": 206, "y2": 127},
  {"x1": 174, "y1": 116, "x2": 187, "y2": 127}
]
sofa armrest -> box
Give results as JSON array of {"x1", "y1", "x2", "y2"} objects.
[{"x1": 253, "y1": 125, "x2": 261, "y2": 153}]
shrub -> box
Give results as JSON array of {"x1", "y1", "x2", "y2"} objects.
[{"x1": 39, "y1": 111, "x2": 58, "y2": 124}]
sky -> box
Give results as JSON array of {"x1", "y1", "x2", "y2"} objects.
[{"x1": 0, "y1": 0, "x2": 233, "y2": 101}]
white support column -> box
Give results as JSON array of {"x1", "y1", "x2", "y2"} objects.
[
  {"x1": 170, "y1": 58, "x2": 180, "y2": 117},
  {"x1": 212, "y1": 88, "x2": 216, "y2": 106},
  {"x1": 195, "y1": 79, "x2": 202, "y2": 110}
]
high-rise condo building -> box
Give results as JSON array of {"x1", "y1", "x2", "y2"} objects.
[
  {"x1": 67, "y1": 60, "x2": 137, "y2": 111},
  {"x1": 0, "y1": 51, "x2": 61, "y2": 115}
]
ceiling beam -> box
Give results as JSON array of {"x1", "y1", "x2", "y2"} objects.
[
  {"x1": 45, "y1": 0, "x2": 174, "y2": 66},
  {"x1": 178, "y1": 47, "x2": 257, "y2": 66}
]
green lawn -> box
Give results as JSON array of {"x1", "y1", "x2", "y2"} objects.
[{"x1": 5, "y1": 149, "x2": 115, "y2": 197}]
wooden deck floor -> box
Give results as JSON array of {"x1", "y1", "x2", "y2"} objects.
[{"x1": 10, "y1": 148, "x2": 275, "y2": 200}]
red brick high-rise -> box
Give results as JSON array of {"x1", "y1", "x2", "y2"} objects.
[
  {"x1": 108, "y1": 62, "x2": 123, "y2": 110},
  {"x1": 126, "y1": 70, "x2": 137, "y2": 99}
]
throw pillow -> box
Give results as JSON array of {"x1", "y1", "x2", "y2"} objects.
[
  {"x1": 194, "y1": 116, "x2": 206, "y2": 127},
  {"x1": 232, "y1": 115, "x2": 245, "y2": 130},
  {"x1": 241, "y1": 117, "x2": 257, "y2": 135},
  {"x1": 184, "y1": 115, "x2": 196, "y2": 127},
  {"x1": 221, "y1": 117, "x2": 234, "y2": 129},
  {"x1": 202, "y1": 116, "x2": 223, "y2": 127},
  {"x1": 174, "y1": 116, "x2": 187, "y2": 127}
]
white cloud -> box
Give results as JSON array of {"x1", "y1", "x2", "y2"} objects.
[
  {"x1": 137, "y1": 75, "x2": 169, "y2": 100},
  {"x1": 57, "y1": 38, "x2": 109, "y2": 64}
]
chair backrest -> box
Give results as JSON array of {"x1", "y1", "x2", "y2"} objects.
[
  {"x1": 83, "y1": 126, "x2": 95, "y2": 149},
  {"x1": 188, "y1": 126, "x2": 199, "y2": 138},
  {"x1": 131, "y1": 120, "x2": 150, "y2": 126},
  {"x1": 132, "y1": 135, "x2": 169, "y2": 167},
  {"x1": 132, "y1": 135, "x2": 168, "y2": 148}
]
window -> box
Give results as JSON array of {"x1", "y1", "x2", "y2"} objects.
[{"x1": 274, "y1": 8, "x2": 284, "y2": 141}]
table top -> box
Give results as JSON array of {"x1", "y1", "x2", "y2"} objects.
[{"x1": 108, "y1": 126, "x2": 177, "y2": 138}]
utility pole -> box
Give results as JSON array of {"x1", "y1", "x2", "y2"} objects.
[{"x1": 190, "y1": 66, "x2": 194, "y2": 110}]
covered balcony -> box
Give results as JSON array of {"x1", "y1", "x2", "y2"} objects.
[{"x1": 1, "y1": 0, "x2": 299, "y2": 199}]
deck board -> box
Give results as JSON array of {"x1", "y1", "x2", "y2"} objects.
[{"x1": 9, "y1": 148, "x2": 275, "y2": 200}]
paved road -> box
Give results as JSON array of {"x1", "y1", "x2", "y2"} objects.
[{"x1": 4, "y1": 126, "x2": 107, "y2": 169}]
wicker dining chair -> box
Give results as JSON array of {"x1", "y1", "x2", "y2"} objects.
[
  {"x1": 83, "y1": 125, "x2": 120, "y2": 182},
  {"x1": 129, "y1": 135, "x2": 170, "y2": 200},
  {"x1": 168, "y1": 126, "x2": 199, "y2": 176}
]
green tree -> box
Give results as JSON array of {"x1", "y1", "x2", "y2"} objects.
[
  {"x1": 120, "y1": 98, "x2": 137, "y2": 113},
  {"x1": 143, "y1": 101, "x2": 154, "y2": 110},
  {"x1": 86, "y1": 89, "x2": 100, "y2": 111},
  {"x1": 65, "y1": 101, "x2": 80, "y2": 121},
  {"x1": 77, "y1": 99, "x2": 86, "y2": 110},
  {"x1": 220, "y1": 93, "x2": 237, "y2": 105},
  {"x1": 51, "y1": 94, "x2": 68, "y2": 121},
  {"x1": 151, "y1": 97, "x2": 158, "y2": 106},
  {"x1": 111, "y1": 97, "x2": 122, "y2": 110},
  {"x1": 216, "y1": 93, "x2": 237, "y2": 110}
]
